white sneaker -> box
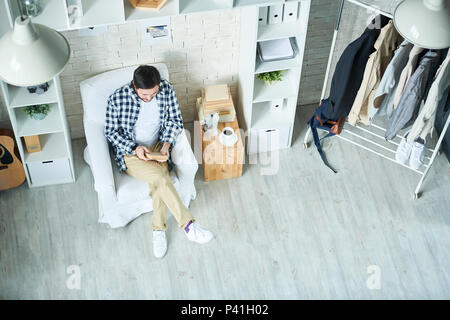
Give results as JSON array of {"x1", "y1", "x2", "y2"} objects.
[
  {"x1": 409, "y1": 138, "x2": 426, "y2": 170},
  {"x1": 153, "y1": 230, "x2": 167, "y2": 258},
  {"x1": 184, "y1": 222, "x2": 214, "y2": 244},
  {"x1": 395, "y1": 131, "x2": 413, "y2": 164}
]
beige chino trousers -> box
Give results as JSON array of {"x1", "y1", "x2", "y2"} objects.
[{"x1": 124, "y1": 141, "x2": 194, "y2": 231}]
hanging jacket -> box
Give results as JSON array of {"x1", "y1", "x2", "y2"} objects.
[
  {"x1": 385, "y1": 50, "x2": 441, "y2": 141},
  {"x1": 325, "y1": 15, "x2": 390, "y2": 120},
  {"x1": 392, "y1": 45, "x2": 424, "y2": 110},
  {"x1": 421, "y1": 48, "x2": 449, "y2": 103},
  {"x1": 348, "y1": 20, "x2": 402, "y2": 126},
  {"x1": 407, "y1": 51, "x2": 450, "y2": 143},
  {"x1": 368, "y1": 40, "x2": 413, "y2": 121}
]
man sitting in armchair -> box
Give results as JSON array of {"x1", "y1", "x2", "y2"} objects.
[{"x1": 104, "y1": 65, "x2": 213, "y2": 258}]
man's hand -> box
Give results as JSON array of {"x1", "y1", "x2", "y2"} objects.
[
  {"x1": 135, "y1": 145, "x2": 151, "y2": 161},
  {"x1": 160, "y1": 142, "x2": 171, "y2": 156}
]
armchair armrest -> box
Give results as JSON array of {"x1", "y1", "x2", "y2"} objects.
[
  {"x1": 83, "y1": 119, "x2": 117, "y2": 197},
  {"x1": 171, "y1": 129, "x2": 198, "y2": 188}
]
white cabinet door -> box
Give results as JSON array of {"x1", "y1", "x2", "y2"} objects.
[
  {"x1": 249, "y1": 126, "x2": 290, "y2": 153},
  {"x1": 26, "y1": 158, "x2": 73, "y2": 186}
]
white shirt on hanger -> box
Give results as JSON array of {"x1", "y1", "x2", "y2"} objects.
[{"x1": 407, "y1": 50, "x2": 450, "y2": 143}]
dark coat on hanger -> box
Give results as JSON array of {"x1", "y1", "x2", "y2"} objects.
[{"x1": 327, "y1": 15, "x2": 390, "y2": 120}]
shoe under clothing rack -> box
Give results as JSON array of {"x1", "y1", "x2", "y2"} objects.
[{"x1": 303, "y1": 0, "x2": 450, "y2": 200}]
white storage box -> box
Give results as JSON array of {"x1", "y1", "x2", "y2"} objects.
[
  {"x1": 257, "y1": 37, "x2": 297, "y2": 62},
  {"x1": 26, "y1": 158, "x2": 73, "y2": 186},
  {"x1": 268, "y1": 4, "x2": 283, "y2": 24},
  {"x1": 283, "y1": 2, "x2": 299, "y2": 23},
  {"x1": 258, "y1": 6, "x2": 268, "y2": 26},
  {"x1": 270, "y1": 98, "x2": 284, "y2": 113},
  {"x1": 249, "y1": 126, "x2": 290, "y2": 153}
]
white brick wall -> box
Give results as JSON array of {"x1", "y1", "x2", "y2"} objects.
[
  {"x1": 59, "y1": 9, "x2": 241, "y2": 138},
  {"x1": 0, "y1": 2, "x2": 341, "y2": 138}
]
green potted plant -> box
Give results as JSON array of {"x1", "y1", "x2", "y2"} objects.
[
  {"x1": 256, "y1": 70, "x2": 284, "y2": 86},
  {"x1": 24, "y1": 104, "x2": 50, "y2": 120}
]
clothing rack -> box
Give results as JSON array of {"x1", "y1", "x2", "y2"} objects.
[{"x1": 304, "y1": 0, "x2": 450, "y2": 200}]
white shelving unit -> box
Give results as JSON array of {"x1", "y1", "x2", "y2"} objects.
[
  {"x1": 237, "y1": 0, "x2": 310, "y2": 153},
  {"x1": 1, "y1": 0, "x2": 305, "y2": 33},
  {"x1": 0, "y1": 76, "x2": 75, "y2": 187}
]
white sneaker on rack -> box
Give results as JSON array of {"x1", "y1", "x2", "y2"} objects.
[
  {"x1": 409, "y1": 138, "x2": 426, "y2": 170},
  {"x1": 395, "y1": 131, "x2": 413, "y2": 164},
  {"x1": 184, "y1": 221, "x2": 214, "y2": 244},
  {"x1": 153, "y1": 230, "x2": 167, "y2": 258}
]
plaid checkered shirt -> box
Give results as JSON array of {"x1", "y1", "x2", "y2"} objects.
[{"x1": 104, "y1": 79, "x2": 184, "y2": 172}]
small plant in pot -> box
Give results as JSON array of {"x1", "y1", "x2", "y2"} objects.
[
  {"x1": 24, "y1": 104, "x2": 50, "y2": 120},
  {"x1": 256, "y1": 70, "x2": 284, "y2": 86}
]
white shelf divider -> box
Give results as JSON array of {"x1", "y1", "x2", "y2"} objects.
[
  {"x1": 251, "y1": 99, "x2": 294, "y2": 129},
  {"x1": 255, "y1": 54, "x2": 301, "y2": 74},
  {"x1": 23, "y1": 132, "x2": 69, "y2": 163},
  {"x1": 253, "y1": 68, "x2": 300, "y2": 102},
  {"x1": 233, "y1": 0, "x2": 284, "y2": 8},
  {"x1": 75, "y1": 0, "x2": 125, "y2": 29},
  {"x1": 7, "y1": 81, "x2": 58, "y2": 108},
  {"x1": 15, "y1": 104, "x2": 63, "y2": 137},
  {"x1": 179, "y1": 0, "x2": 233, "y2": 14},
  {"x1": 257, "y1": 22, "x2": 300, "y2": 41},
  {"x1": 29, "y1": 0, "x2": 70, "y2": 31}
]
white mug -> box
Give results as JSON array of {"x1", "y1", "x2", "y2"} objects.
[{"x1": 219, "y1": 127, "x2": 238, "y2": 146}]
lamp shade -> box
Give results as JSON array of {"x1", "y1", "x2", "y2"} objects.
[
  {"x1": 394, "y1": 0, "x2": 450, "y2": 49},
  {"x1": 0, "y1": 17, "x2": 70, "y2": 86}
]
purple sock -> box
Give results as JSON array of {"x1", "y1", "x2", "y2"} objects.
[{"x1": 184, "y1": 220, "x2": 193, "y2": 233}]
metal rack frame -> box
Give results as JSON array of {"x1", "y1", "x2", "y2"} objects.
[{"x1": 303, "y1": 0, "x2": 450, "y2": 200}]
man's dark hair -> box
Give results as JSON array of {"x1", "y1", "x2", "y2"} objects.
[{"x1": 133, "y1": 65, "x2": 161, "y2": 89}]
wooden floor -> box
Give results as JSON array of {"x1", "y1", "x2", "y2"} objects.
[{"x1": 1, "y1": 104, "x2": 449, "y2": 299}]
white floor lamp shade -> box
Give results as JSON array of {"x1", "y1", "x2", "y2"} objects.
[
  {"x1": 394, "y1": 0, "x2": 450, "y2": 49},
  {"x1": 0, "y1": 17, "x2": 70, "y2": 86}
]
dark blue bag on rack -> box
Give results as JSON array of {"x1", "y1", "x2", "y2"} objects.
[{"x1": 308, "y1": 98, "x2": 345, "y2": 173}]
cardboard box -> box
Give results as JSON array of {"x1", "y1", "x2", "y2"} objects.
[{"x1": 24, "y1": 135, "x2": 41, "y2": 153}]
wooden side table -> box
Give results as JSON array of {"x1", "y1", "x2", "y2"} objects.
[{"x1": 194, "y1": 103, "x2": 244, "y2": 181}]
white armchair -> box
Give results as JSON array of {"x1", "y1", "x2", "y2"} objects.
[{"x1": 80, "y1": 64, "x2": 198, "y2": 228}]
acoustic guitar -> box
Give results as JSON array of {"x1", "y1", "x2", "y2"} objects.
[{"x1": 0, "y1": 129, "x2": 26, "y2": 191}]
